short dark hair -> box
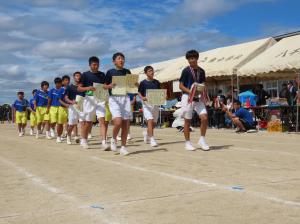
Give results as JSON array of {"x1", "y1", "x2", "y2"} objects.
[
  {"x1": 62, "y1": 75, "x2": 70, "y2": 81},
  {"x1": 54, "y1": 77, "x2": 62, "y2": 84},
  {"x1": 89, "y1": 56, "x2": 99, "y2": 65},
  {"x1": 233, "y1": 100, "x2": 241, "y2": 106},
  {"x1": 73, "y1": 71, "x2": 81, "y2": 77},
  {"x1": 41, "y1": 81, "x2": 49, "y2": 88},
  {"x1": 144, "y1": 65, "x2": 153, "y2": 73},
  {"x1": 186, "y1": 50, "x2": 199, "y2": 60},
  {"x1": 17, "y1": 91, "x2": 24, "y2": 95},
  {"x1": 32, "y1": 89, "x2": 37, "y2": 94},
  {"x1": 113, "y1": 52, "x2": 125, "y2": 61}
]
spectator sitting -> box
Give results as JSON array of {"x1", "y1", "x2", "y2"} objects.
[{"x1": 222, "y1": 100, "x2": 256, "y2": 133}]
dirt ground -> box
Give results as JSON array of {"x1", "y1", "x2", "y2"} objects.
[{"x1": 0, "y1": 123, "x2": 300, "y2": 224}]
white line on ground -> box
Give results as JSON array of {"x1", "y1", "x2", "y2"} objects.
[
  {"x1": 91, "y1": 155, "x2": 300, "y2": 208},
  {"x1": 0, "y1": 156, "x2": 119, "y2": 224}
]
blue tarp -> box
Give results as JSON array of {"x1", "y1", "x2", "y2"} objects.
[{"x1": 238, "y1": 91, "x2": 257, "y2": 106}]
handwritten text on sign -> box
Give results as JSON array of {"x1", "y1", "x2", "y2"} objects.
[
  {"x1": 93, "y1": 83, "x2": 109, "y2": 102},
  {"x1": 146, "y1": 89, "x2": 167, "y2": 105}
]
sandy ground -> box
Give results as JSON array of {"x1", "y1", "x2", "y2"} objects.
[{"x1": 0, "y1": 123, "x2": 300, "y2": 224}]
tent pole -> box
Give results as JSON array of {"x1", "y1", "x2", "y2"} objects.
[
  {"x1": 296, "y1": 70, "x2": 300, "y2": 132},
  {"x1": 233, "y1": 69, "x2": 239, "y2": 96},
  {"x1": 231, "y1": 73, "x2": 234, "y2": 102}
]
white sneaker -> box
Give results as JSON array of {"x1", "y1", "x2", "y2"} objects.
[
  {"x1": 30, "y1": 129, "x2": 34, "y2": 136},
  {"x1": 117, "y1": 136, "x2": 121, "y2": 141},
  {"x1": 198, "y1": 137, "x2": 210, "y2": 151},
  {"x1": 185, "y1": 141, "x2": 196, "y2": 151},
  {"x1": 120, "y1": 146, "x2": 129, "y2": 156},
  {"x1": 110, "y1": 138, "x2": 117, "y2": 152},
  {"x1": 88, "y1": 134, "x2": 92, "y2": 139},
  {"x1": 127, "y1": 134, "x2": 132, "y2": 140},
  {"x1": 102, "y1": 140, "x2": 109, "y2": 151},
  {"x1": 50, "y1": 128, "x2": 55, "y2": 138},
  {"x1": 18, "y1": 132, "x2": 23, "y2": 137},
  {"x1": 81, "y1": 142, "x2": 89, "y2": 149},
  {"x1": 143, "y1": 131, "x2": 149, "y2": 144},
  {"x1": 56, "y1": 137, "x2": 62, "y2": 143},
  {"x1": 46, "y1": 131, "x2": 52, "y2": 140},
  {"x1": 67, "y1": 136, "x2": 72, "y2": 145},
  {"x1": 35, "y1": 132, "x2": 39, "y2": 139},
  {"x1": 150, "y1": 137, "x2": 158, "y2": 147}
]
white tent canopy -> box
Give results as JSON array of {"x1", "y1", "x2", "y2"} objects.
[
  {"x1": 238, "y1": 34, "x2": 300, "y2": 77},
  {"x1": 131, "y1": 37, "x2": 276, "y2": 83}
]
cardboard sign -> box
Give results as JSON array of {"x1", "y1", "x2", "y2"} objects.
[
  {"x1": 146, "y1": 89, "x2": 167, "y2": 105},
  {"x1": 74, "y1": 95, "x2": 84, "y2": 112},
  {"x1": 112, "y1": 76, "x2": 127, "y2": 95},
  {"x1": 93, "y1": 83, "x2": 108, "y2": 102},
  {"x1": 126, "y1": 74, "x2": 139, "y2": 93}
]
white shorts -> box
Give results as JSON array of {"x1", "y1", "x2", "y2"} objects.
[
  {"x1": 82, "y1": 96, "x2": 105, "y2": 122},
  {"x1": 68, "y1": 105, "x2": 83, "y2": 125},
  {"x1": 143, "y1": 103, "x2": 159, "y2": 123},
  {"x1": 181, "y1": 94, "x2": 207, "y2": 120},
  {"x1": 109, "y1": 96, "x2": 132, "y2": 120}
]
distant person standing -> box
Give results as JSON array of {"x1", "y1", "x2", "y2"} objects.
[
  {"x1": 279, "y1": 83, "x2": 291, "y2": 104},
  {"x1": 12, "y1": 91, "x2": 29, "y2": 137},
  {"x1": 288, "y1": 81, "x2": 297, "y2": 106},
  {"x1": 253, "y1": 84, "x2": 269, "y2": 106}
]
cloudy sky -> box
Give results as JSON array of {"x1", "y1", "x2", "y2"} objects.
[{"x1": 0, "y1": 0, "x2": 299, "y2": 104}]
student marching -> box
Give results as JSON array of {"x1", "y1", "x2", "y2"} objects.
[{"x1": 11, "y1": 50, "x2": 212, "y2": 155}]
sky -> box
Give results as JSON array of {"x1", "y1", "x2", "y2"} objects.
[{"x1": 0, "y1": 0, "x2": 299, "y2": 104}]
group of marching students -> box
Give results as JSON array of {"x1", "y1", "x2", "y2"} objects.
[{"x1": 12, "y1": 50, "x2": 211, "y2": 156}]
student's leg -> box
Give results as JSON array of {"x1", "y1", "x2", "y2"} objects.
[
  {"x1": 147, "y1": 119, "x2": 154, "y2": 137},
  {"x1": 82, "y1": 121, "x2": 92, "y2": 139},
  {"x1": 17, "y1": 123, "x2": 22, "y2": 133},
  {"x1": 112, "y1": 117, "x2": 122, "y2": 139},
  {"x1": 99, "y1": 117, "x2": 107, "y2": 141},
  {"x1": 199, "y1": 114, "x2": 208, "y2": 137},
  {"x1": 184, "y1": 119, "x2": 191, "y2": 141},
  {"x1": 57, "y1": 124, "x2": 63, "y2": 137},
  {"x1": 121, "y1": 119, "x2": 129, "y2": 146}
]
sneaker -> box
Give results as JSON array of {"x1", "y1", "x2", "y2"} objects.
[
  {"x1": 88, "y1": 134, "x2": 92, "y2": 139},
  {"x1": 67, "y1": 136, "x2": 72, "y2": 145},
  {"x1": 81, "y1": 142, "x2": 89, "y2": 149},
  {"x1": 30, "y1": 129, "x2": 34, "y2": 136},
  {"x1": 50, "y1": 128, "x2": 55, "y2": 138},
  {"x1": 35, "y1": 132, "x2": 40, "y2": 139},
  {"x1": 102, "y1": 140, "x2": 109, "y2": 151},
  {"x1": 46, "y1": 131, "x2": 52, "y2": 140},
  {"x1": 18, "y1": 132, "x2": 23, "y2": 137},
  {"x1": 143, "y1": 131, "x2": 149, "y2": 143},
  {"x1": 74, "y1": 136, "x2": 80, "y2": 144},
  {"x1": 117, "y1": 136, "x2": 121, "y2": 141},
  {"x1": 56, "y1": 137, "x2": 62, "y2": 143},
  {"x1": 150, "y1": 137, "x2": 158, "y2": 147},
  {"x1": 185, "y1": 141, "x2": 196, "y2": 151},
  {"x1": 127, "y1": 134, "x2": 132, "y2": 141},
  {"x1": 198, "y1": 137, "x2": 210, "y2": 151},
  {"x1": 110, "y1": 138, "x2": 117, "y2": 152},
  {"x1": 120, "y1": 146, "x2": 129, "y2": 156}
]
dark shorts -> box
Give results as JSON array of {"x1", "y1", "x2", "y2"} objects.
[{"x1": 240, "y1": 119, "x2": 255, "y2": 130}]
